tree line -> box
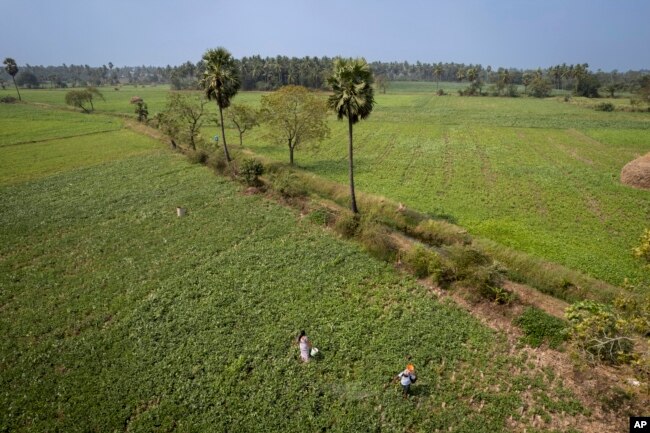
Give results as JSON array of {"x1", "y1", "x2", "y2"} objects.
[{"x1": 2, "y1": 57, "x2": 649, "y2": 95}]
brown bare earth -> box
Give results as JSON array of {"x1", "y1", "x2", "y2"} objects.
[{"x1": 621, "y1": 152, "x2": 650, "y2": 189}]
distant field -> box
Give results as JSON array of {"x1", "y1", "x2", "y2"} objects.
[
  {"x1": 0, "y1": 106, "x2": 585, "y2": 431},
  {"x1": 4, "y1": 84, "x2": 649, "y2": 286}
]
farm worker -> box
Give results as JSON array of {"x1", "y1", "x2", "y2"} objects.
[
  {"x1": 297, "y1": 330, "x2": 312, "y2": 363},
  {"x1": 396, "y1": 364, "x2": 417, "y2": 397}
]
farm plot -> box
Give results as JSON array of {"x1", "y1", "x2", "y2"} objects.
[
  {"x1": 242, "y1": 93, "x2": 650, "y2": 286},
  {"x1": 1, "y1": 129, "x2": 585, "y2": 432}
]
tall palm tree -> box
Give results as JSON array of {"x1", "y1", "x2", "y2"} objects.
[
  {"x1": 327, "y1": 58, "x2": 375, "y2": 214},
  {"x1": 433, "y1": 64, "x2": 443, "y2": 89},
  {"x1": 3, "y1": 58, "x2": 21, "y2": 101},
  {"x1": 200, "y1": 47, "x2": 240, "y2": 162}
]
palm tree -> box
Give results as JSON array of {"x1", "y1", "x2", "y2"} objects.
[
  {"x1": 200, "y1": 47, "x2": 240, "y2": 162},
  {"x1": 327, "y1": 58, "x2": 375, "y2": 214},
  {"x1": 433, "y1": 64, "x2": 443, "y2": 90},
  {"x1": 3, "y1": 58, "x2": 21, "y2": 101}
]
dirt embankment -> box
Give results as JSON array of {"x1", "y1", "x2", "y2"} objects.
[{"x1": 621, "y1": 153, "x2": 650, "y2": 190}]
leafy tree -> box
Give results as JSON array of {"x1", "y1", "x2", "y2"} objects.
[
  {"x1": 522, "y1": 73, "x2": 532, "y2": 94},
  {"x1": 260, "y1": 85, "x2": 328, "y2": 165},
  {"x1": 226, "y1": 103, "x2": 259, "y2": 146},
  {"x1": 65, "y1": 88, "x2": 104, "y2": 113},
  {"x1": 130, "y1": 96, "x2": 148, "y2": 122},
  {"x1": 528, "y1": 77, "x2": 552, "y2": 98},
  {"x1": 158, "y1": 93, "x2": 208, "y2": 150},
  {"x1": 327, "y1": 58, "x2": 375, "y2": 214},
  {"x1": 603, "y1": 83, "x2": 622, "y2": 98},
  {"x1": 3, "y1": 57, "x2": 21, "y2": 100},
  {"x1": 200, "y1": 47, "x2": 240, "y2": 163}
]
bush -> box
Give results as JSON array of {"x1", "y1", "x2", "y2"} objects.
[
  {"x1": 565, "y1": 301, "x2": 634, "y2": 363},
  {"x1": 436, "y1": 89, "x2": 445, "y2": 96},
  {"x1": 334, "y1": 212, "x2": 360, "y2": 238},
  {"x1": 206, "y1": 152, "x2": 228, "y2": 174},
  {"x1": 187, "y1": 149, "x2": 210, "y2": 165},
  {"x1": 445, "y1": 245, "x2": 511, "y2": 303},
  {"x1": 516, "y1": 307, "x2": 568, "y2": 349},
  {"x1": 240, "y1": 158, "x2": 264, "y2": 186},
  {"x1": 594, "y1": 102, "x2": 615, "y2": 112},
  {"x1": 402, "y1": 244, "x2": 442, "y2": 279},
  {"x1": 357, "y1": 221, "x2": 397, "y2": 260},
  {"x1": 0, "y1": 95, "x2": 17, "y2": 103},
  {"x1": 269, "y1": 171, "x2": 307, "y2": 199}
]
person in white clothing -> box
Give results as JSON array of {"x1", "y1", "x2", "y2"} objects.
[
  {"x1": 396, "y1": 364, "x2": 416, "y2": 397},
  {"x1": 297, "y1": 330, "x2": 312, "y2": 363}
]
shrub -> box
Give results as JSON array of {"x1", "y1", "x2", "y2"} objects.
[
  {"x1": 206, "y1": 152, "x2": 228, "y2": 174},
  {"x1": 357, "y1": 221, "x2": 397, "y2": 261},
  {"x1": 0, "y1": 95, "x2": 17, "y2": 103},
  {"x1": 402, "y1": 244, "x2": 441, "y2": 279},
  {"x1": 516, "y1": 307, "x2": 568, "y2": 349},
  {"x1": 594, "y1": 102, "x2": 615, "y2": 112},
  {"x1": 334, "y1": 212, "x2": 360, "y2": 238},
  {"x1": 632, "y1": 228, "x2": 650, "y2": 265},
  {"x1": 411, "y1": 219, "x2": 471, "y2": 246},
  {"x1": 445, "y1": 245, "x2": 511, "y2": 303},
  {"x1": 240, "y1": 158, "x2": 264, "y2": 186},
  {"x1": 187, "y1": 149, "x2": 210, "y2": 165},
  {"x1": 269, "y1": 171, "x2": 307, "y2": 199},
  {"x1": 565, "y1": 301, "x2": 634, "y2": 363},
  {"x1": 436, "y1": 89, "x2": 445, "y2": 96}
]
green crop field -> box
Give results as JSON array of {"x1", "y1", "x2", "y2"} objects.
[
  {"x1": 4, "y1": 84, "x2": 649, "y2": 287},
  {"x1": 0, "y1": 104, "x2": 587, "y2": 432},
  {"x1": 239, "y1": 91, "x2": 650, "y2": 287}
]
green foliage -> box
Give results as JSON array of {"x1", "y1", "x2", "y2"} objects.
[
  {"x1": 357, "y1": 221, "x2": 397, "y2": 260},
  {"x1": 516, "y1": 307, "x2": 568, "y2": 349},
  {"x1": 633, "y1": 228, "x2": 650, "y2": 265},
  {"x1": 574, "y1": 73, "x2": 600, "y2": 98},
  {"x1": 260, "y1": 85, "x2": 329, "y2": 165},
  {"x1": 226, "y1": 103, "x2": 259, "y2": 146},
  {"x1": 594, "y1": 102, "x2": 615, "y2": 112},
  {"x1": 528, "y1": 77, "x2": 552, "y2": 98},
  {"x1": 333, "y1": 211, "x2": 360, "y2": 238},
  {"x1": 200, "y1": 47, "x2": 240, "y2": 110},
  {"x1": 445, "y1": 245, "x2": 511, "y2": 303},
  {"x1": 65, "y1": 88, "x2": 104, "y2": 113},
  {"x1": 269, "y1": 171, "x2": 307, "y2": 199},
  {"x1": 402, "y1": 244, "x2": 441, "y2": 279},
  {"x1": 156, "y1": 93, "x2": 208, "y2": 149},
  {"x1": 305, "y1": 207, "x2": 334, "y2": 226},
  {"x1": 186, "y1": 148, "x2": 210, "y2": 164},
  {"x1": 0, "y1": 95, "x2": 17, "y2": 103},
  {"x1": 130, "y1": 96, "x2": 149, "y2": 122},
  {"x1": 565, "y1": 301, "x2": 634, "y2": 363},
  {"x1": 240, "y1": 158, "x2": 264, "y2": 186}
]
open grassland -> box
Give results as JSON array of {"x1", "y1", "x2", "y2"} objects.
[
  {"x1": 0, "y1": 112, "x2": 587, "y2": 432},
  {"x1": 5, "y1": 85, "x2": 649, "y2": 287}
]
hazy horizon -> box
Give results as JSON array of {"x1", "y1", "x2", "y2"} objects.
[{"x1": 3, "y1": 0, "x2": 650, "y2": 72}]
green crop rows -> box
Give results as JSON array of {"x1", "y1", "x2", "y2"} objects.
[{"x1": 0, "y1": 104, "x2": 586, "y2": 432}]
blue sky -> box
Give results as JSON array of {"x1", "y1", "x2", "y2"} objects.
[{"x1": 3, "y1": 0, "x2": 649, "y2": 71}]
